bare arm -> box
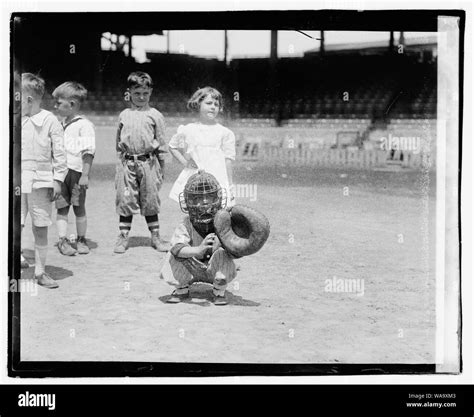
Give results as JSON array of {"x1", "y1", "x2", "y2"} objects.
[
  {"x1": 79, "y1": 154, "x2": 94, "y2": 189},
  {"x1": 169, "y1": 147, "x2": 187, "y2": 166},
  {"x1": 225, "y1": 158, "x2": 233, "y2": 185},
  {"x1": 169, "y1": 147, "x2": 198, "y2": 169},
  {"x1": 176, "y1": 234, "x2": 216, "y2": 258},
  {"x1": 223, "y1": 129, "x2": 235, "y2": 185}
]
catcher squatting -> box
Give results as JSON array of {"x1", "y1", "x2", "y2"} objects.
[{"x1": 160, "y1": 171, "x2": 270, "y2": 305}]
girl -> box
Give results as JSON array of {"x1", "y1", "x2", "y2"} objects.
[{"x1": 168, "y1": 87, "x2": 236, "y2": 206}]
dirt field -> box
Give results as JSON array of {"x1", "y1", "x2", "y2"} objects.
[{"x1": 19, "y1": 153, "x2": 437, "y2": 364}]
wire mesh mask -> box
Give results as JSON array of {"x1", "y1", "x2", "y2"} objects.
[{"x1": 179, "y1": 171, "x2": 227, "y2": 237}]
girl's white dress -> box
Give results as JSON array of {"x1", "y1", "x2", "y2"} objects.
[{"x1": 169, "y1": 122, "x2": 236, "y2": 206}]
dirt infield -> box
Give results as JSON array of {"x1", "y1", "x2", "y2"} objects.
[{"x1": 19, "y1": 159, "x2": 436, "y2": 364}]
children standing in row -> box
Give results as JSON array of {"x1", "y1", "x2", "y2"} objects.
[
  {"x1": 52, "y1": 82, "x2": 96, "y2": 256},
  {"x1": 21, "y1": 73, "x2": 68, "y2": 288},
  {"x1": 19, "y1": 74, "x2": 237, "y2": 299}
]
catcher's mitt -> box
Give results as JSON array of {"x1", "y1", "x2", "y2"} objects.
[{"x1": 214, "y1": 205, "x2": 270, "y2": 259}]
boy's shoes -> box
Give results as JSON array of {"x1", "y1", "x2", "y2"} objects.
[
  {"x1": 114, "y1": 231, "x2": 129, "y2": 254},
  {"x1": 20, "y1": 253, "x2": 29, "y2": 269},
  {"x1": 58, "y1": 237, "x2": 77, "y2": 256},
  {"x1": 213, "y1": 293, "x2": 228, "y2": 306},
  {"x1": 35, "y1": 272, "x2": 59, "y2": 289},
  {"x1": 76, "y1": 236, "x2": 90, "y2": 254},
  {"x1": 151, "y1": 231, "x2": 171, "y2": 252},
  {"x1": 166, "y1": 289, "x2": 190, "y2": 303}
]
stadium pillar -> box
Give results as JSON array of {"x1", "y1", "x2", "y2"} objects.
[
  {"x1": 399, "y1": 31, "x2": 405, "y2": 46},
  {"x1": 224, "y1": 30, "x2": 228, "y2": 65},
  {"x1": 93, "y1": 32, "x2": 103, "y2": 92},
  {"x1": 389, "y1": 31, "x2": 394, "y2": 53},
  {"x1": 320, "y1": 30, "x2": 325, "y2": 56},
  {"x1": 269, "y1": 30, "x2": 280, "y2": 125},
  {"x1": 270, "y1": 30, "x2": 278, "y2": 61}
]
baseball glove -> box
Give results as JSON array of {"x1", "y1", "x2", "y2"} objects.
[{"x1": 213, "y1": 204, "x2": 270, "y2": 259}]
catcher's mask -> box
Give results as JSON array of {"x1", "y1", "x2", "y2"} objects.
[{"x1": 179, "y1": 171, "x2": 227, "y2": 237}]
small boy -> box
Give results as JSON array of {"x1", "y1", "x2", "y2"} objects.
[
  {"x1": 159, "y1": 171, "x2": 237, "y2": 305},
  {"x1": 114, "y1": 71, "x2": 170, "y2": 253},
  {"x1": 21, "y1": 73, "x2": 68, "y2": 288},
  {"x1": 52, "y1": 82, "x2": 95, "y2": 255}
]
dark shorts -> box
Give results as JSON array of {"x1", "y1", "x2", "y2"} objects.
[{"x1": 56, "y1": 169, "x2": 86, "y2": 209}]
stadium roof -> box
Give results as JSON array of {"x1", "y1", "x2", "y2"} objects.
[
  {"x1": 14, "y1": 14, "x2": 164, "y2": 37},
  {"x1": 305, "y1": 35, "x2": 437, "y2": 56}
]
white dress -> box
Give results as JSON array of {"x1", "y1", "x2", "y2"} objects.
[{"x1": 169, "y1": 122, "x2": 236, "y2": 206}]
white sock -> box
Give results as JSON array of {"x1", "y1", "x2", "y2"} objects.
[
  {"x1": 76, "y1": 216, "x2": 87, "y2": 238},
  {"x1": 34, "y1": 244, "x2": 48, "y2": 276},
  {"x1": 57, "y1": 215, "x2": 68, "y2": 239}
]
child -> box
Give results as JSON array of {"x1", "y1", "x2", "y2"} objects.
[
  {"x1": 21, "y1": 73, "x2": 68, "y2": 288},
  {"x1": 114, "y1": 71, "x2": 170, "y2": 253},
  {"x1": 168, "y1": 86, "x2": 236, "y2": 207},
  {"x1": 160, "y1": 171, "x2": 237, "y2": 305},
  {"x1": 52, "y1": 81, "x2": 95, "y2": 255}
]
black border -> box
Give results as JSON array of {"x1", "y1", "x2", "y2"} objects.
[
  {"x1": 8, "y1": 9, "x2": 465, "y2": 378},
  {"x1": 1, "y1": 384, "x2": 473, "y2": 415}
]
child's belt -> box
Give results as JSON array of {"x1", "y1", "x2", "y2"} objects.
[{"x1": 123, "y1": 152, "x2": 154, "y2": 162}]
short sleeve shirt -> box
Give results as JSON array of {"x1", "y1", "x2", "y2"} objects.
[
  {"x1": 63, "y1": 116, "x2": 96, "y2": 172},
  {"x1": 170, "y1": 216, "x2": 204, "y2": 258}
]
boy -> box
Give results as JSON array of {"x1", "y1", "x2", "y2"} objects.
[
  {"x1": 52, "y1": 82, "x2": 95, "y2": 255},
  {"x1": 159, "y1": 171, "x2": 237, "y2": 305},
  {"x1": 114, "y1": 71, "x2": 170, "y2": 253},
  {"x1": 21, "y1": 73, "x2": 67, "y2": 288}
]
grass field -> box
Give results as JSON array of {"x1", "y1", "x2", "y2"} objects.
[{"x1": 19, "y1": 124, "x2": 437, "y2": 364}]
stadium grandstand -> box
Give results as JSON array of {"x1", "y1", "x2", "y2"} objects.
[{"x1": 14, "y1": 14, "x2": 437, "y2": 170}]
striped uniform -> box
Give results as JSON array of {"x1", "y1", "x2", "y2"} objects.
[
  {"x1": 115, "y1": 106, "x2": 167, "y2": 216},
  {"x1": 160, "y1": 216, "x2": 237, "y2": 293}
]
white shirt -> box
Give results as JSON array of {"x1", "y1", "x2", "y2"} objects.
[
  {"x1": 21, "y1": 109, "x2": 67, "y2": 192},
  {"x1": 62, "y1": 116, "x2": 96, "y2": 172},
  {"x1": 168, "y1": 122, "x2": 236, "y2": 204}
]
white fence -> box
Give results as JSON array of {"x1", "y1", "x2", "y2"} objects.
[
  {"x1": 234, "y1": 125, "x2": 436, "y2": 170},
  {"x1": 237, "y1": 143, "x2": 434, "y2": 170}
]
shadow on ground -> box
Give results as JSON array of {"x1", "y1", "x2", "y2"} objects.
[
  {"x1": 158, "y1": 283, "x2": 260, "y2": 307},
  {"x1": 128, "y1": 236, "x2": 152, "y2": 248},
  {"x1": 85, "y1": 239, "x2": 99, "y2": 250},
  {"x1": 21, "y1": 264, "x2": 73, "y2": 281}
]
